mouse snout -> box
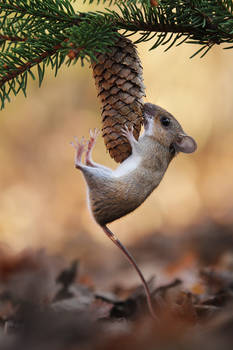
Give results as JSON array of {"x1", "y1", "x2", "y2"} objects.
[{"x1": 143, "y1": 113, "x2": 153, "y2": 130}]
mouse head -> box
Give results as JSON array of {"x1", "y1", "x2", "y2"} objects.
[{"x1": 143, "y1": 103, "x2": 197, "y2": 154}]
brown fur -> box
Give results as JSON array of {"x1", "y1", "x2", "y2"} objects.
[
  {"x1": 78, "y1": 103, "x2": 197, "y2": 226},
  {"x1": 73, "y1": 104, "x2": 196, "y2": 319},
  {"x1": 84, "y1": 143, "x2": 170, "y2": 225}
]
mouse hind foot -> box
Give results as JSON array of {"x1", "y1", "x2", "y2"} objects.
[
  {"x1": 71, "y1": 137, "x2": 86, "y2": 169},
  {"x1": 85, "y1": 128, "x2": 100, "y2": 167}
]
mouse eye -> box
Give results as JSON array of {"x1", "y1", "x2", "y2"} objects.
[{"x1": 160, "y1": 116, "x2": 171, "y2": 127}]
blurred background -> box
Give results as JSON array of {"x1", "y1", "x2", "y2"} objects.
[{"x1": 0, "y1": 4, "x2": 233, "y2": 290}]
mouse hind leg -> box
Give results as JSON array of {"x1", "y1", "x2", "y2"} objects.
[
  {"x1": 85, "y1": 129, "x2": 113, "y2": 174},
  {"x1": 71, "y1": 133, "x2": 113, "y2": 177},
  {"x1": 71, "y1": 137, "x2": 86, "y2": 170},
  {"x1": 85, "y1": 128, "x2": 99, "y2": 167}
]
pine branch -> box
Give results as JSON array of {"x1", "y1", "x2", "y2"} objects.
[
  {"x1": 0, "y1": 0, "x2": 232, "y2": 109},
  {"x1": 0, "y1": 0, "x2": 78, "y2": 23},
  {"x1": 109, "y1": 1, "x2": 233, "y2": 47},
  {"x1": 0, "y1": 34, "x2": 27, "y2": 42},
  {"x1": 0, "y1": 45, "x2": 61, "y2": 89},
  {"x1": 0, "y1": 2, "x2": 119, "y2": 108}
]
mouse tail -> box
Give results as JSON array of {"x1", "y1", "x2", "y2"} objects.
[{"x1": 101, "y1": 225, "x2": 158, "y2": 321}]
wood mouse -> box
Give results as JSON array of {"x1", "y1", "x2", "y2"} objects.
[{"x1": 71, "y1": 102, "x2": 197, "y2": 319}]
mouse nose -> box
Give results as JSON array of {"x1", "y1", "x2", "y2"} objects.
[
  {"x1": 143, "y1": 115, "x2": 151, "y2": 130},
  {"x1": 143, "y1": 112, "x2": 152, "y2": 128}
]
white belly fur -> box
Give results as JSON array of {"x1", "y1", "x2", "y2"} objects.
[{"x1": 113, "y1": 154, "x2": 141, "y2": 178}]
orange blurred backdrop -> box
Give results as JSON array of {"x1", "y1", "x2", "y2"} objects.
[{"x1": 0, "y1": 4, "x2": 232, "y2": 285}]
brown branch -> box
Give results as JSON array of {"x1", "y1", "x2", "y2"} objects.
[
  {"x1": 118, "y1": 21, "x2": 193, "y2": 35},
  {"x1": 117, "y1": 20, "x2": 233, "y2": 40},
  {"x1": 0, "y1": 34, "x2": 27, "y2": 42},
  {"x1": 0, "y1": 44, "x2": 61, "y2": 88}
]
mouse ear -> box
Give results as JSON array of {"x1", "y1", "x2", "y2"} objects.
[{"x1": 174, "y1": 134, "x2": 197, "y2": 154}]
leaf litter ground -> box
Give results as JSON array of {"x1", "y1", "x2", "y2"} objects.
[{"x1": 0, "y1": 220, "x2": 233, "y2": 350}]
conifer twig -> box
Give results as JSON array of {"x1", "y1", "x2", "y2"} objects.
[
  {"x1": 0, "y1": 45, "x2": 61, "y2": 89},
  {"x1": 0, "y1": 0, "x2": 232, "y2": 109}
]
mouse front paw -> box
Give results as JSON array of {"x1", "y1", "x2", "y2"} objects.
[{"x1": 121, "y1": 125, "x2": 135, "y2": 144}]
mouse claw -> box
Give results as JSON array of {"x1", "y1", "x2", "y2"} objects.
[
  {"x1": 121, "y1": 125, "x2": 134, "y2": 139},
  {"x1": 88, "y1": 129, "x2": 99, "y2": 148},
  {"x1": 89, "y1": 128, "x2": 100, "y2": 140},
  {"x1": 94, "y1": 128, "x2": 100, "y2": 136},
  {"x1": 70, "y1": 138, "x2": 78, "y2": 150}
]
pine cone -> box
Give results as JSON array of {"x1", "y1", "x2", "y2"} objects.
[{"x1": 92, "y1": 34, "x2": 145, "y2": 163}]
